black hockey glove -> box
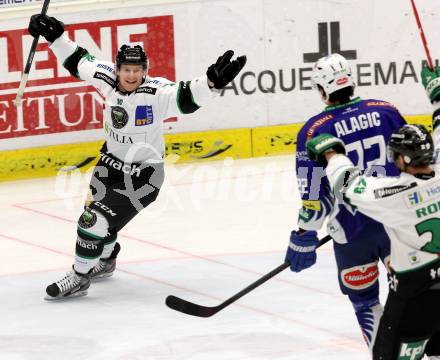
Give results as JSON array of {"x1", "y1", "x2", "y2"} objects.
[
  {"x1": 207, "y1": 50, "x2": 247, "y2": 89},
  {"x1": 28, "y1": 14, "x2": 64, "y2": 43}
]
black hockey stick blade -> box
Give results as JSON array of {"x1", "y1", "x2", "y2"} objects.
[
  {"x1": 166, "y1": 234, "x2": 332, "y2": 317},
  {"x1": 166, "y1": 295, "x2": 219, "y2": 317}
]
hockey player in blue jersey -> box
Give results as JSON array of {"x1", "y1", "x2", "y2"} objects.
[{"x1": 285, "y1": 53, "x2": 407, "y2": 350}]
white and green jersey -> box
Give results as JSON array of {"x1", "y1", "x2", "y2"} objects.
[
  {"x1": 326, "y1": 115, "x2": 440, "y2": 273},
  {"x1": 50, "y1": 33, "x2": 217, "y2": 163}
]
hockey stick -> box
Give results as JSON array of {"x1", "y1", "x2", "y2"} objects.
[
  {"x1": 14, "y1": 0, "x2": 51, "y2": 106},
  {"x1": 166, "y1": 234, "x2": 332, "y2": 317},
  {"x1": 410, "y1": 0, "x2": 434, "y2": 70},
  {"x1": 59, "y1": 156, "x2": 97, "y2": 172}
]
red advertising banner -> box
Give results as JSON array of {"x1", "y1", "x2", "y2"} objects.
[
  {"x1": 0, "y1": 15, "x2": 175, "y2": 140},
  {"x1": 0, "y1": 0, "x2": 44, "y2": 9}
]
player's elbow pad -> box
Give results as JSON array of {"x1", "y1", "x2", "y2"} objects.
[
  {"x1": 177, "y1": 81, "x2": 200, "y2": 114},
  {"x1": 64, "y1": 47, "x2": 89, "y2": 78}
]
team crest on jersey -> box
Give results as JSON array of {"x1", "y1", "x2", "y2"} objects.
[
  {"x1": 78, "y1": 208, "x2": 97, "y2": 229},
  {"x1": 135, "y1": 105, "x2": 154, "y2": 126},
  {"x1": 111, "y1": 106, "x2": 129, "y2": 129}
]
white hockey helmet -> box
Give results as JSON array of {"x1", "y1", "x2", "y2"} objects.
[{"x1": 311, "y1": 53, "x2": 355, "y2": 100}]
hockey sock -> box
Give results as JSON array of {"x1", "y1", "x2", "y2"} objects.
[
  {"x1": 100, "y1": 233, "x2": 118, "y2": 260},
  {"x1": 74, "y1": 208, "x2": 108, "y2": 274},
  {"x1": 352, "y1": 297, "x2": 383, "y2": 351}
]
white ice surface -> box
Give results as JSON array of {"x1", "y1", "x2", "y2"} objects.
[{"x1": 0, "y1": 155, "x2": 391, "y2": 360}]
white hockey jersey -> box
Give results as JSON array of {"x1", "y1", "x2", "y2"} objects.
[
  {"x1": 325, "y1": 119, "x2": 440, "y2": 273},
  {"x1": 50, "y1": 33, "x2": 217, "y2": 163}
]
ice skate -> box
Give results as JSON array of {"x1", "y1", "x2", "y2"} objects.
[
  {"x1": 90, "y1": 242, "x2": 121, "y2": 280},
  {"x1": 45, "y1": 268, "x2": 91, "y2": 301}
]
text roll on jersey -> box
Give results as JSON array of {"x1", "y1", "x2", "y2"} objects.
[
  {"x1": 50, "y1": 33, "x2": 217, "y2": 163},
  {"x1": 296, "y1": 97, "x2": 407, "y2": 244}
]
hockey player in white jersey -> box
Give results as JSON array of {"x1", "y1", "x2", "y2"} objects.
[
  {"x1": 28, "y1": 14, "x2": 246, "y2": 300},
  {"x1": 305, "y1": 65, "x2": 440, "y2": 359},
  {"x1": 285, "y1": 53, "x2": 407, "y2": 350}
]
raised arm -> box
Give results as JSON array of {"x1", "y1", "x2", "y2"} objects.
[
  {"x1": 306, "y1": 133, "x2": 403, "y2": 225},
  {"x1": 28, "y1": 14, "x2": 116, "y2": 96}
]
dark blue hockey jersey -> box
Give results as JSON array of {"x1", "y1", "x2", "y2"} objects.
[{"x1": 295, "y1": 97, "x2": 407, "y2": 244}]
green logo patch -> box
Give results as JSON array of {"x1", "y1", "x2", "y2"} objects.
[
  {"x1": 84, "y1": 54, "x2": 96, "y2": 62},
  {"x1": 398, "y1": 339, "x2": 428, "y2": 360},
  {"x1": 354, "y1": 177, "x2": 366, "y2": 194},
  {"x1": 298, "y1": 208, "x2": 313, "y2": 223}
]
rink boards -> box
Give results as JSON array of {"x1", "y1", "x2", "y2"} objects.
[
  {"x1": 0, "y1": 114, "x2": 431, "y2": 182},
  {"x1": 1, "y1": 0, "x2": 438, "y2": 181}
]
